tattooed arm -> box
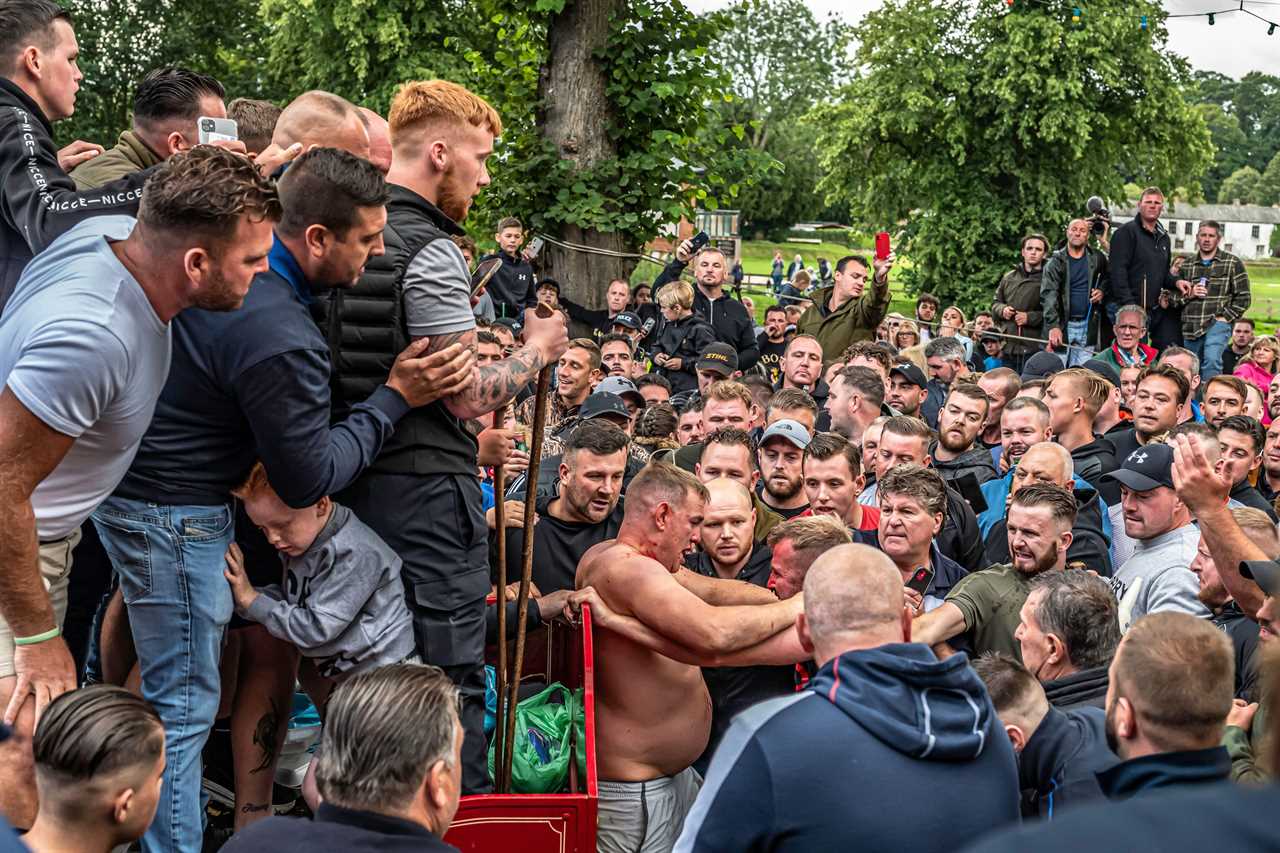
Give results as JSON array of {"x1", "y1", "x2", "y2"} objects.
[{"x1": 402, "y1": 237, "x2": 569, "y2": 420}]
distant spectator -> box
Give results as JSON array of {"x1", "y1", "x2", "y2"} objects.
[
  {"x1": 653, "y1": 282, "x2": 716, "y2": 394},
  {"x1": 1200, "y1": 374, "x2": 1247, "y2": 429},
  {"x1": 635, "y1": 373, "x2": 672, "y2": 407},
  {"x1": 226, "y1": 97, "x2": 281, "y2": 156},
  {"x1": 922, "y1": 337, "x2": 967, "y2": 427},
  {"x1": 1041, "y1": 218, "x2": 1108, "y2": 367},
  {"x1": 1165, "y1": 220, "x2": 1251, "y2": 381},
  {"x1": 992, "y1": 234, "x2": 1048, "y2": 372},
  {"x1": 1221, "y1": 317, "x2": 1256, "y2": 376},
  {"x1": 1234, "y1": 335, "x2": 1280, "y2": 403},
  {"x1": 1093, "y1": 305, "x2": 1156, "y2": 373},
  {"x1": 915, "y1": 292, "x2": 940, "y2": 341}
]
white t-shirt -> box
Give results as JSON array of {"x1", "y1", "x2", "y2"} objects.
[{"x1": 0, "y1": 216, "x2": 170, "y2": 539}]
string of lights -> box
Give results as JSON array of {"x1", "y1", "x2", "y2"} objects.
[{"x1": 1001, "y1": 0, "x2": 1278, "y2": 34}]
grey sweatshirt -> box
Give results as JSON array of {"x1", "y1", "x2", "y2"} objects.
[
  {"x1": 243, "y1": 502, "x2": 415, "y2": 680},
  {"x1": 1109, "y1": 523, "x2": 1208, "y2": 631}
]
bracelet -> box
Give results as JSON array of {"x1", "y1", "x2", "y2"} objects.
[{"x1": 14, "y1": 627, "x2": 60, "y2": 646}]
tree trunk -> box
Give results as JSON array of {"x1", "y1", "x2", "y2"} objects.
[{"x1": 537, "y1": 0, "x2": 635, "y2": 317}]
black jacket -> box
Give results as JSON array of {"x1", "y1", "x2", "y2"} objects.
[
  {"x1": 653, "y1": 258, "x2": 760, "y2": 370},
  {"x1": 931, "y1": 442, "x2": 1000, "y2": 489},
  {"x1": 1043, "y1": 666, "x2": 1109, "y2": 711},
  {"x1": 1041, "y1": 245, "x2": 1110, "y2": 340},
  {"x1": 1097, "y1": 747, "x2": 1231, "y2": 800},
  {"x1": 477, "y1": 250, "x2": 534, "y2": 318},
  {"x1": 983, "y1": 484, "x2": 1113, "y2": 576},
  {"x1": 651, "y1": 312, "x2": 717, "y2": 393},
  {"x1": 1018, "y1": 706, "x2": 1116, "y2": 819},
  {"x1": 1108, "y1": 213, "x2": 1182, "y2": 348},
  {"x1": 223, "y1": 803, "x2": 457, "y2": 852},
  {"x1": 943, "y1": 484, "x2": 987, "y2": 573},
  {"x1": 1212, "y1": 600, "x2": 1261, "y2": 702},
  {"x1": 0, "y1": 78, "x2": 152, "y2": 310},
  {"x1": 922, "y1": 378, "x2": 948, "y2": 429},
  {"x1": 1231, "y1": 480, "x2": 1279, "y2": 522},
  {"x1": 1069, "y1": 436, "x2": 1117, "y2": 490}
]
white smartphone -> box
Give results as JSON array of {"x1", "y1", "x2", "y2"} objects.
[
  {"x1": 525, "y1": 236, "x2": 545, "y2": 259},
  {"x1": 197, "y1": 116, "x2": 239, "y2": 145}
]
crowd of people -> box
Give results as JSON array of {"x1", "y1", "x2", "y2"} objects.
[{"x1": 0, "y1": 1, "x2": 1279, "y2": 852}]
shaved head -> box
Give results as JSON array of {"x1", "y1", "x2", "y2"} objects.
[
  {"x1": 358, "y1": 107, "x2": 392, "y2": 174},
  {"x1": 1019, "y1": 442, "x2": 1073, "y2": 484},
  {"x1": 801, "y1": 544, "x2": 907, "y2": 665},
  {"x1": 272, "y1": 90, "x2": 371, "y2": 161},
  {"x1": 704, "y1": 477, "x2": 753, "y2": 513}
]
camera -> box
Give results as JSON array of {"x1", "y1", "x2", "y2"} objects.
[
  {"x1": 200, "y1": 118, "x2": 215, "y2": 131},
  {"x1": 1085, "y1": 196, "x2": 1111, "y2": 236}
]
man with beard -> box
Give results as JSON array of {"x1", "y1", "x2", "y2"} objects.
[
  {"x1": 757, "y1": 419, "x2": 811, "y2": 519},
  {"x1": 931, "y1": 383, "x2": 998, "y2": 488},
  {"x1": 319, "y1": 81, "x2": 570, "y2": 795},
  {"x1": 1042, "y1": 219, "x2": 1109, "y2": 366},
  {"x1": 1016, "y1": 571, "x2": 1120, "y2": 711},
  {"x1": 867, "y1": 464, "x2": 969, "y2": 615},
  {"x1": 576, "y1": 464, "x2": 805, "y2": 853},
  {"x1": 1216, "y1": 416, "x2": 1277, "y2": 520},
  {"x1": 1191, "y1": 507, "x2": 1276, "y2": 703},
  {"x1": 1098, "y1": 613, "x2": 1233, "y2": 796},
  {"x1": 803, "y1": 432, "x2": 879, "y2": 532},
  {"x1": 756, "y1": 305, "x2": 788, "y2": 385},
  {"x1": 1101, "y1": 443, "x2": 1206, "y2": 628},
  {"x1": 493, "y1": 420, "x2": 627, "y2": 594},
  {"x1": 654, "y1": 246, "x2": 760, "y2": 371},
  {"x1": 980, "y1": 442, "x2": 1113, "y2": 576},
  {"x1": 794, "y1": 254, "x2": 894, "y2": 362},
  {"x1": 1221, "y1": 317, "x2": 1256, "y2": 376},
  {"x1": 886, "y1": 362, "x2": 928, "y2": 419},
  {"x1": 977, "y1": 367, "x2": 1021, "y2": 449},
  {"x1": 599, "y1": 333, "x2": 637, "y2": 379},
  {"x1": 993, "y1": 234, "x2": 1049, "y2": 372},
  {"x1": 913, "y1": 484, "x2": 1077, "y2": 659},
  {"x1": 688, "y1": 478, "x2": 792, "y2": 768},
  {"x1": 516, "y1": 337, "x2": 600, "y2": 437},
  {"x1": 1102, "y1": 364, "x2": 1188, "y2": 504},
  {"x1": 0, "y1": 149, "x2": 280, "y2": 837},
  {"x1": 1200, "y1": 375, "x2": 1247, "y2": 429},
  {"x1": 1042, "y1": 368, "x2": 1117, "y2": 488},
  {"x1": 922, "y1": 336, "x2": 967, "y2": 428},
  {"x1": 676, "y1": 399, "x2": 704, "y2": 446},
  {"x1": 695, "y1": 428, "x2": 782, "y2": 544},
  {"x1": 824, "y1": 365, "x2": 884, "y2": 444}
]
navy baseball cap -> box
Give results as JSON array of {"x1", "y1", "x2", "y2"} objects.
[
  {"x1": 1241, "y1": 560, "x2": 1280, "y2": 596},
  {"x1": 493, "y1": 316, "x2": 522, "y2": 335},
  {"x1": 612, "y1": 311, "x2": 643, "y2": 331},
  {"x1": 579, "y1": 392, "x2": 631, "y2": 422},
  {"x1": 889, "y1": 362, "x2": 927, "y2": 389},
  {"x1": 1101, "y1": 444, "x2": 1175, "y2": 491},
  {"x1": 1083, "y1": 358, "x2": 1121, "y2": 389},
  {"x1": 595, "y1": 376, "x2": 643, "y2": 407},
  {"x1": 696, "y1": 343, "x2": 739, "y2": 376},
  {"x1": 1021, "y1": 351, "x2": 1065, "y2": 382},
  {"x1": 760, "y1": 419, "x2": 812, "y2": 450}
]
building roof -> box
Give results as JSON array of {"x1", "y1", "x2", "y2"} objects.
[{"x1": 1113, "y1": 202, "x2": 1280, "y2": 225}]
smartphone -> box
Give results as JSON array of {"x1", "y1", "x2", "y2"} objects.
[
  {"x1": 875, "y1": 231, "x2": 891, "y2": 261},
  {"x1": 689, "y1": 231, "x2": 711, "y2": 254},
  {"x1": 905, "y1": 565, "x2": 934, "y2": 596},
  {"x1": 525, "y1": 236, "x2": 544, "y2": 259},
  {"x1": 471, "y1": 257, "x2": 503, "y2": 298},
  {"x1": 197, "y1": 116, "x2": 238, "y2": 145}
]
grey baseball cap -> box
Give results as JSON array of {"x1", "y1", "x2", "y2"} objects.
[
  {"x1": 579, "y1": 392, "x2": 631, "y2": 422},
  {"x1": 595, "y1": 376, "x2": 643, "y2": 407},
  {"x1": 1241, "y1": 560, "x2": 1280, "y2": 597},
  {"x1": 760, "y1": 419, "x2": 812, "y2": 450}
]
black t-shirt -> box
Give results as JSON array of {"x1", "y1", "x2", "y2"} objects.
[
  {"x1": 757, "y1": 333, "x2": 788, "y2": 384},
  {"x1": 492, "y1": 497, "x2": 624, "y2": 593}
]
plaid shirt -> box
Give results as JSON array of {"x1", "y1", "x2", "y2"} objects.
[{"x1": 1169, "y1": 250, "x2": 1251, "y2": 339}]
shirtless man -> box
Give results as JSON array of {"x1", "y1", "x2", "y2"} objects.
[{"x1": 577, "y1": 463, "x2": 804, "y2": 853}]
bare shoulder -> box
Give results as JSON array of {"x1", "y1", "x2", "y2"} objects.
[{"x1": 576, "y1": 540, "x2": 665, "y2": 590}]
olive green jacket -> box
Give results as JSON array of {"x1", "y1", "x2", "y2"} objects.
[
  {"x1": 70, "y1": 130, "x2": 163, "y2": 190},
  {"x1": 795, "y1": 278, "x2": 891, "y2": 363}
]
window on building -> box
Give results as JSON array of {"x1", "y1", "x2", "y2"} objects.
[
  {"x1": 1225, "y1": 243, "x2": 1234, "y2": 252},
  {"x1": 1253, "y1": 225, "x2": 1261, "y2": 239},
  {"x1": 1185, "y1": 222, "x2": 1193, "y2": 235},
  {"x1": 1175, "y1": 239, "x2": 1185, "y2": 249},
  {"x1": 1259, "y1": 245, "x2": 1267, "y2": 256}
]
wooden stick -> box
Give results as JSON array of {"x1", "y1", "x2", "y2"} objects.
[
  {"x1": 501, "y1": 356, "x2": 553, "y2": 793},
  {"x1": 491, "y1": 405, "x2": 509, "y2": 792}
]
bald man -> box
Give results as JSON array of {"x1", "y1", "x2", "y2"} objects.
[
  {"x1": 358, "y1": 107, "x2": 392, "y2": 173},
  {"x1": 981, "y1": 442, "x2": 1113, "y2": 575},
  {"x1": 676, "y1": 544, "x2": 1018, "y2": 853},
  {"x1": 577, "y1": 464, "x2": 805, "y2": 853},
  {"x1": 272, "y1": 90, "x2": 371, "y2": 160}
]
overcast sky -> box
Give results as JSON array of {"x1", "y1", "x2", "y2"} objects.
[{"x1": 687, "y1": 0, "x2": 1280, "y2": 79}]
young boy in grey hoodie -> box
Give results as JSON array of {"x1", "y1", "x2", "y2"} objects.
[{"x1": 224, "y1": 463, "x2": 415, "y2": 685}]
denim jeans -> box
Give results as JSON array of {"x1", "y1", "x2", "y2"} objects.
[
  {"x1": 1185, "y1": 319, "x2": 1231, "y2": 381},
  {"x1": 1065, "y1": 318, "x2": 1094, "y2": 367},
  {"x1": 92, "y1": 497, "x2": 235, "y2": 853}
]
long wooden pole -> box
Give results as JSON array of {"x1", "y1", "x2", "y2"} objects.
[
  {"x1": 500, "y1": 307, "x2": 556, "y2": 793},
  {"x1": 491, "y1": 405, "x2": 509, "y2": 792}
]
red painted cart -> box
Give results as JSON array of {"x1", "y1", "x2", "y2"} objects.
[{"x1": 444, "y1": 605, "x2": 598, "y2": 852}]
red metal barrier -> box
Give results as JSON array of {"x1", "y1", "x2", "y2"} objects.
[{"x1": 444, "y1": 605, "x2": 597, "y2": 852}]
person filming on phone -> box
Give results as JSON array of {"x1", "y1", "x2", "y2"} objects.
[
  {"x1": 653, "y1": 239, "x2": 760, "y2": 371},
  {"x1": 795, "y1": 253, "x2": 894, "y2": 363}
]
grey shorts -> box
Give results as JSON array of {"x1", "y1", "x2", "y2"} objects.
[{"x1": 597, "y1": 766, "x2": 702, "y2": 853}]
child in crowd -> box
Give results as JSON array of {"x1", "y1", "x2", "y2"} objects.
[
  {"x1": 223, "y1": 463, "x2": 416, "y2": 698},
  {"x1": 652, "y1": 280, "x2": 716, "y2": 394},
  {"x1": 980, "y1": 332, "x2": 1006, "y2": 371}
]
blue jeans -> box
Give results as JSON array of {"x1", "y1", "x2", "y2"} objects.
[
  {"x1": 1186, "y1": 319, "x2": 1231, "y2": 381},
  {"x1": 1065, "y1": 319, "x2": 1094, "y2": 366},
  {"x1": 92, "y1": 497, "x2": 235, "y2": 853}
]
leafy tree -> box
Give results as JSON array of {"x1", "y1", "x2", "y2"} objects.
[
  {"x1": 1260, "y1": 150, "x2": 1280, "y2": 207},
  {"x1": 812, "y1": 0, "x2": 1212, "y2": 313},
  {"x1": 1194, "y1": 103, "x2": 1250, "y2": 202},
  {"x1": 1218, "y1": 166, "x2": 1264, "y2": 205},
  {"x1": 1188, "y1": 70, "x2": 1280, "y2": 201},
  {"x1": 59, "y1": 0, "x2": 279, "y2": 147}
]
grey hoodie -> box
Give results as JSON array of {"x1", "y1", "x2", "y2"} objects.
[
  {"x1": 1108, "y1": 523, "x2": 1207, "y2": 631},
  {"x1": 243, "y1": 502, "x2": 415, "y2": 680}
]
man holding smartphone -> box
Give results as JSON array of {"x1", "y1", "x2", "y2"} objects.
[
  {"x1": 652, "y1": 237, "x2": 761, "y2": 371},
  {"x1": 795, "y1": 253, "x2": 893, "y2": 364}
]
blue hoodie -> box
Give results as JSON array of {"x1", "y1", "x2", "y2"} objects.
[{"x1": 675, "y1": 643, "x2": 1020, "y2": 852}]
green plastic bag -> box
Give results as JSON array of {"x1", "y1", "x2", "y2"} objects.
[{"x1": 488, "y1": 682, "x2": 586, "y2": 794}]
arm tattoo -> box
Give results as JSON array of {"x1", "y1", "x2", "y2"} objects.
[{"x1": 426, "y1": 329, "x2": 546, "y2": 413}]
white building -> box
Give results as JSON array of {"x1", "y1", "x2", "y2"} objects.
[{"x1": 1114, "y1": 202, "x2": 1279, "y2": 260}]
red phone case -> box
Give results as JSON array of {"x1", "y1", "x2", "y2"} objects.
[{"x1": 875, "y1": 231, "x2": 891, "y2": 261}]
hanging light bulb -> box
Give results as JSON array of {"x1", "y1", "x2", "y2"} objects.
[
  {"x1": 1208, "y1": 12, "x2": 1215, "y2": 24},
  {"x1": 1072, "y1": 6, "x2": 1082, "y2": 26},
  {"x1": 1269, "y1": 23, "x2": 1277, "y2": 35}
]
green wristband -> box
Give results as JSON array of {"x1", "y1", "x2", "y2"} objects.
[{"x1": 13, "y1": 627, "x2": 60, "y2": 646}]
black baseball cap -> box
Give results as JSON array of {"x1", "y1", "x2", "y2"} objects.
[
  {"x1": 1021, "y1": 351, "x2": 1065, "y2": 382},
  {"x1": 1241, "y1": 560, "x2": 1280, "y2": 596},
  {"x1": 579, "y1": 392, "x2": 631, "y2": 422},
  {"x1": 1101, "y1": 444, "x2": 1175, "y2": 492},
  {"x1": 696, "y1": 342, "x2": 739, "y2": 376},
  {"x1": 536, "y1": 278, "x2": 561, "y2": 294},
  {"x1": 980, "y1": 331, "x2": 1001, "y2": 345},
  {"x1": 493, "y1": 316, "x2": 522, "y2": 335},
  {"x1": 1082, "y1": 358, "x2": 1121, "y2": 389},
  {"x1": 612, "y1": 311, "x2": 642, "y2": 331},
  {"x1": 889, "y1": 362, "x2": 927, "y2": 389}
]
